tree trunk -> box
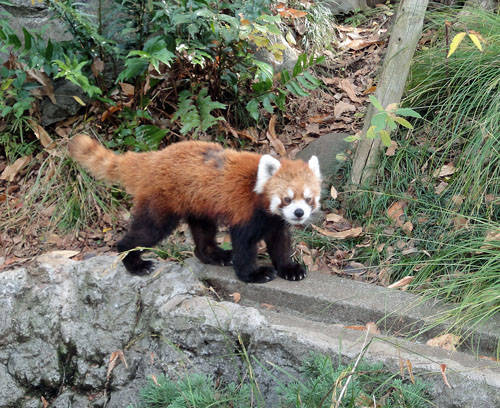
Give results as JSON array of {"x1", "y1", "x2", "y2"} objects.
[{"x1": 350, "y1": 0, "x2": 429, "y2": 186}]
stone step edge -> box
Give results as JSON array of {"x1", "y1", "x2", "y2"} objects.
[{"x1": 187, "y1": 259, "x2": 500, "y2": 356}]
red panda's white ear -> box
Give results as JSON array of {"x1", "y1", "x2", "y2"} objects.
[
  {"x1": 308, "y1": 155, "x2": 321, "y2": 179},
  {"x1": 254, "y1": 154, "x2": 281, "y2": 194}
]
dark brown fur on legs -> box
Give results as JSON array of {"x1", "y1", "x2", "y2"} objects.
[
  {"x1": 187, "y1": 215, "x2": 232, "y2": 266},
  {"x1": 117, "y1": 205, "x2": 180, "y2": 275}
]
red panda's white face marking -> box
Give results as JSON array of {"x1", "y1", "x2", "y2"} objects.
[
  {"x1": 254, "y1": 155, "x2": 281, "y2": 194},
  {"x1": 256, "y1": 154, "x2": 321, "y2": 223}
]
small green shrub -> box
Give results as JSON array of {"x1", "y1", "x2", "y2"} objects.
[
  {"x1": 135, "y1": 373, "x2": 251, "y2": 408},
  {"x1": 278, "y1": 354, "x2": 430, "y2": 408},
  {"x1": 134, "y1": 354, "x2": 430, "y2": 408}
]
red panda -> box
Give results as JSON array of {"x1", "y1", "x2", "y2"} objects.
[{"x1": 68, "y1": 134, "x2": 321, "y2": 283}]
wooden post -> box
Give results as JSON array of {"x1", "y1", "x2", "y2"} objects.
[{"x1": 350, "y1": 0, "x2": 429, "y2": 186}]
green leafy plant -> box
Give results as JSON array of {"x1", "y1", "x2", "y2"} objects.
[
  {"x1": 117, "y1": 36, "x2": 175, "y2": 82},
  {"x1": 246, "y1": 53, "x2": 324, "y2": 121},
  {"x1": 172, "y1": 88, "x2": 226, "y2": 136},
  {"x1": 53, "y1": 56, "x2": 102, "y2": 97},
  {"x1": 344, "y1": 95, "x2": 421, "y2": 147}
]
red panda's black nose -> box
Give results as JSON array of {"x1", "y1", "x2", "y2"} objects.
[{"x1": 294, "y1": 208, "x2": 304, "y2": 218}]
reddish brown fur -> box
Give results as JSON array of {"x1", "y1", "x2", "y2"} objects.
[{"x1": 68, "y1": 134, "x2": 318, "y2": 226}]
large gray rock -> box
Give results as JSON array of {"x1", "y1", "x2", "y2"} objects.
[
  {"x1": 0, "y1": 364, "x2": 24, "y2": 407},
  {"x1": 0, "y1": 253, "x2": 498, "y2": 407},
  {"x1": 297, "y1": 132, "x2": 350, "y2": 182}
]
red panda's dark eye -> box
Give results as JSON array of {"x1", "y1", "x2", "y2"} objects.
[
  {"x1": 283, "y1": 197, "x2": 292, "y2": 205},
  {"x1": 305, "y1": 197, "x2": 313, "y2": 205}
]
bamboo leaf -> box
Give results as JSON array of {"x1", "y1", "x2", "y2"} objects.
[
  {"x1": 447, "y1": 32, "x2": 466, "y2": 58},
  {"x1": 468, "y1": 33, "x2": 483, "y2": 52}
]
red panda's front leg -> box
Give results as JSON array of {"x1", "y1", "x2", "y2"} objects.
[
  {"x1": 229, "y1": 213, "x2": 277, "y2": 283},
  {"x1": 264, "y1": 220, "x2": 307, "y2": 281}
]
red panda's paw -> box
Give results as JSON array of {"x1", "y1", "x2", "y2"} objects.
[
  {"x1": 213, "y1": 248, "x2": 233, "y2": 266},
  {"x1": 244, "y1": 266, "x2": 277, "y2": 284},
  {"x1": 126, "y1": 259, "x2": 155, "y2": 276},
  {"x1": 278, "y1": 263, "x2": 307, "y2": 281},
  {"x1": 195, "y1": 247, "x2": 233, "y2": 266}
]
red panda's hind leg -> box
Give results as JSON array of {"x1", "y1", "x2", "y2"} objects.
[
  {"x1": 117, "y1": 206, "x2": 180, "y2": 275},
  {"x1": 187, "y1": 216, "x2": 232, "y2": 266}
]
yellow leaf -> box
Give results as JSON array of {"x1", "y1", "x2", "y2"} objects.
[
  {"x1": 73, "y1": 95, "x2": 86, "y2": 106},
  {"x1": 285, "y1": 31, "x2": 296, "y2": 45},
  {"x1": 393, "y1": 116, "x2": 413, "y2": 129},
  {"x1": 447, "y1": 32, "x2": 466, "y2": 58},
  {"x1": 468, "y1": 33, "x2": 483, "y2": 52},
  {"x1": 330, "y1": 185, "x2": 338, "y2": 199}
]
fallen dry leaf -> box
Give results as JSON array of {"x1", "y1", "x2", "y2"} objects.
[
  {"x1": 311, "y1": 224, "x2": 363, "y2": 239},
  {"x1": 440, "y1": 363, "x2": 452, "y2": 388},
  {"x1": 366, "y1": 322, "x2": 380, "y2": 335},
  {"x1": 406, "y1": 359, "x2": 415, "y2": 384},
  {"x1": 341, "y1": 37, "x2": 383, "y2": 51},
  {"x1": 30, "y1": 121, "x2": 57, "y2": 151},
  {"x1": 479, "y1": 355, "x2": 499, "y2": 362},
  {"x1": 387, "y1": 275, "x2": 414, "y2": 289},
  {"x1": 334, "y1": 100, "x2": 356, "y2": 118},
  {"x1": 433, "y1": 163, "x2": 456, "y2": 178},
  {"x1": 387, "y1": 200, "x2": 407, "y2": 227},
  {"x1": 343, "y1": 261, "x2": 366, "y2": 275},
  {"x1": 402, "y1": 221, "x2": 413, "y2": 235},
  {"x1": 385, "y1": 140, "x2": 398, "y2": 156},
  {"x1": 267, "y1": 115, "x2": 287, "y2": 157},
  {"x1": 363, "y1": 85, "x2": 377, "y2": 95},
  {"x1": 302, "y1": 254, "x2": 314, "y2": 268},
  {"x1": 260, "y1": 303, "x2": 275, "y2": 310},
  {"x1": 229, "y1": 292, "x2": 241, "y2": 303},
  {"x1": 320, "y1": 76, "x2": 338, "y2": 85},
  {"x1": 119, "y1": 82, "x2": 135, "y2": 97},
  {"x1": 345, "y1": 325, "x2": 366, "y2": 331},
  {"x1": 452, "y1": 215, "x2": 468, "y2": 230},
  {"x1": 434, "y1": 181, "x2": 448, "y2": 195},
  {"x1": 0, "y1": 155, "x2": 32, "y2": 182},
  {"x1": 330, "y1": 185, "x2": 338, "y2": 199},
  {"x1": 36, "y1": 250, "x2": 80, "y2": 267},
  {"x1": 106, "y1": 350, "x2": 128, "y2": 381},
  {"x1": 277, "y1": 5, "x2": 308, "y2": 18},
  {"x1": 101, "y1": 104, "x2": 123, "y2": 121},
  {"x1": 426, "y1": 333, "x2": 460, "y2": 352},
  {"x1": 308, "y1": 113, "x2": 333, "y2": 123},
  {"x1": 41, "y1": 396, "x2": 49, "y2": 408},
  {"x1": 27, "y1": 68, "x2": 56, "y2": 104},
  {"x1": 91, "y1": 57, "x2": 105, "y2": 77},
  {"x1": 151, "y1": 374, "x2": 160, "y2": 386},
  {"x1": 339, "y1": 78, "x2": 362, "y2": 103},
  {"x1": 238, "y1": 127, "x2": 259, "y2": 143},
  {"x1": 480, "y1": 230, "x2": 500, "y2": 250},
  {"x1": 326, "y1": 213, "x2": 345, "y2": 223}
]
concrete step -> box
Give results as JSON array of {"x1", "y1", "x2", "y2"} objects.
[
  {"x1": 187, "y1": 259, "x2": 500, "y2": 407},
  {"x1": 190, "y1": 259, "x2": 500, "y2": 356}
]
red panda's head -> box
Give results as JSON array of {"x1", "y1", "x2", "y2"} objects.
[{"x1": 254, "y1": 155, "x2": 322, "y2": 225}]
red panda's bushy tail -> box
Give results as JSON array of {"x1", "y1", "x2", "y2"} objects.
[{"x1": 68, "y1": 134, "x2": 123, "y2": 184}]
